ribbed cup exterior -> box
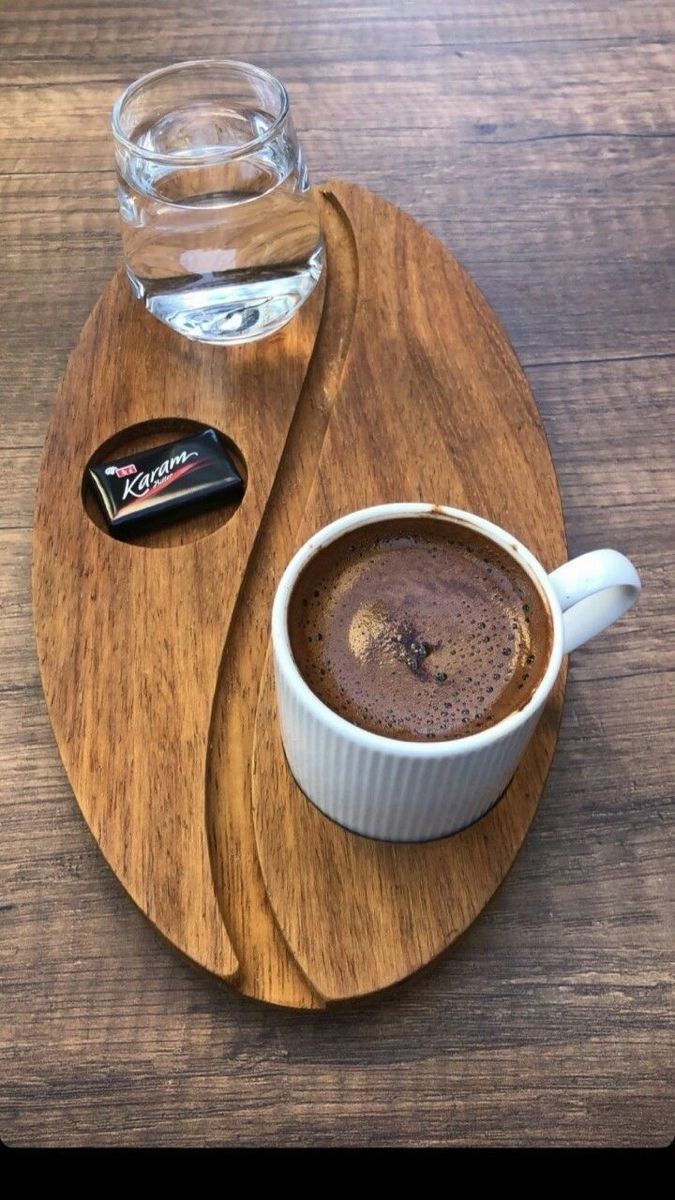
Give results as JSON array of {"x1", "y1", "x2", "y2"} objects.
[
  {"x1": 270, "y1": 503, "x2": 566, "y2": 843},
  {"x1": 274, "y1": 651, "x2": 543, "y2": 842}
]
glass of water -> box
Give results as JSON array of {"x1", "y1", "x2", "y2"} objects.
[{"x1": 111, "y1": 60, "x2": 324, "y2": 344}]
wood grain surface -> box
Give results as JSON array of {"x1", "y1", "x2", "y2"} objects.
[
  {"x1": 33, "y1": 180, "x2": 566, "y2": 1008},
  {"x1": 1, "y1": 0, "x2": 673, "y2": 1148},
  {"x1": 32, "y1": 266, "x2": 327, "y2": 992},
  {"x1": 252, "y1": 181, "x2": 567, "y2": 1001}
]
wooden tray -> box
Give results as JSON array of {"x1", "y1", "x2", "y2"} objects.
[{"x1": 33, "y1": 181, "x2": 567, "y2": 1008}]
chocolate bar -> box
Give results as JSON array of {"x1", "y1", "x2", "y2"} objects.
[{"x1": 87, "y1": 428, "x2": 243, "y2": 533}]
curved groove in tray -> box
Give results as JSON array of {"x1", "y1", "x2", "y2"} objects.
[
  {"x1": 204, "y1": 188, "x2": 359, "y2": 1007},
  {"x1": 34, "y1": 260, "x2": 327, "y2": 986}
]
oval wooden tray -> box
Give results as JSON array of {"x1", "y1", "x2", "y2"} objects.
[{"x1": 33, "y1": 181, "x2": 567, "y2": 1008}]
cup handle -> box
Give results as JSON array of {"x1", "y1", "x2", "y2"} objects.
[{"x1": 548, "y1": 549, "x2": 641, "y2": 655}]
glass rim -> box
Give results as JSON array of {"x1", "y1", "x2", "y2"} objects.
[{"x1": 111, "y1": 58, "x2": 290, "y2": 166}]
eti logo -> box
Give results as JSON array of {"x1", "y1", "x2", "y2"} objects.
[{"x1": 104, "y1": 464, "x2": 138, "y2": 478}]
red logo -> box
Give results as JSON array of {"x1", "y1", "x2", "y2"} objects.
[{"x1": 105, "y1": 464, "x2": 137, "y2": 478}]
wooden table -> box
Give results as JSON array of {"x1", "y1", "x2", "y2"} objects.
[{"x1": 1, "y1": 0, "x2": 672, "y2": 1148}]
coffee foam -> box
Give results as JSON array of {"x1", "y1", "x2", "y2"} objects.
[{"x1": 287, "y1": 517, "x2": 552, "y2": 742}]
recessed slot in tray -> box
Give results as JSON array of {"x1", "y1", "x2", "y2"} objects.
[{"x1": 82, "y1": 419, "x2": 247, "y2": 548}]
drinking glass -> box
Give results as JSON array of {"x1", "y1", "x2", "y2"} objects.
[{"x1": 111, "y1": 60, "x2": 324, "y2": 345}]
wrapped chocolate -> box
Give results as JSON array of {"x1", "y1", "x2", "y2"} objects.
[{"x1": 87, "y1": 428, "x2": 243, "y2": 533}]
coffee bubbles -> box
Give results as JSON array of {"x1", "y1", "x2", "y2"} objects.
[{"x1": 288, "y1": 517, "x2": 552, "y2": 742}]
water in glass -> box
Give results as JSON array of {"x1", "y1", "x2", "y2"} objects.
[{"x1": 115, "y1": 72, "x2": 324, "y2": 344}]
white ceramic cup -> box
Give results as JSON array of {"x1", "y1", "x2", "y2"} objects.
[{"x1": 271, "y1": 504, "x2": 640, "y2": 842}]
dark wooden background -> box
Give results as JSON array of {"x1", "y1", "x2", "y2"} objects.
[{"x1": 1, "y1": 0, "x2": 673, "y2": 1147}]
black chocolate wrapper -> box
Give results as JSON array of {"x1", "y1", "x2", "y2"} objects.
[{"x1": 87, "y1": 428, "x2": 243, "y2": 532}]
